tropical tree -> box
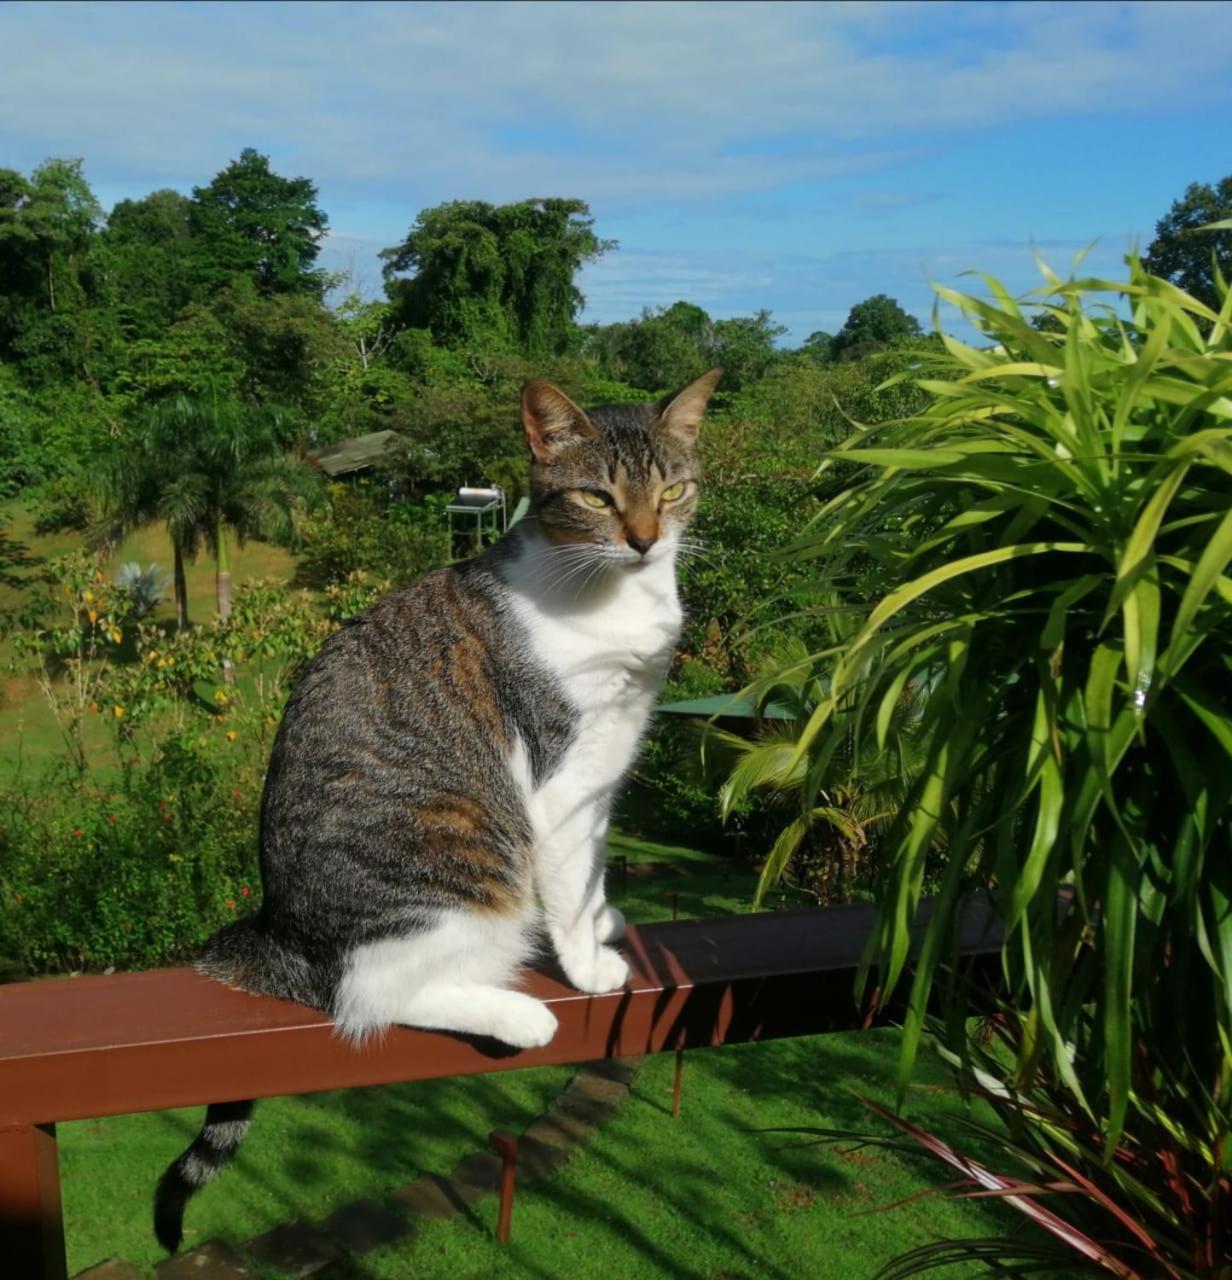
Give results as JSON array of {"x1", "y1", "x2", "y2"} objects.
[
  {"x1": 711, "y1": 310, "x2": 786, "y2": 391},
  {"x1": 613, "y1": 301, "x2": 714, "y2": 391},
  {"x1": 829, "y1": 293, "x2": 922, "y2": 361},
  {"x1": 98, "y1": 397, "x2": 320, "y2": 629},
  {"x1": 189, "y1": 148, "x2": 329, "y2": 299},
  {"x1": 102, "y1": 188, "x2": 198, "y2": 339},
  {"x1": 381, "y1": 198, "x2": 612, "y2": 355},
  {"x1": 734, "y1": 257, "x2": 1232, "y2": 1263},
  {"x1": 0, "y1": 157, "x2": 108, "y2": 385},
  {"x1": 1143, "y1": 175, "x2": 1232, "y2": 312}
]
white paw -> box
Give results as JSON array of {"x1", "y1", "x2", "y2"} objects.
[
  {"x1": 560, "y1": 941, "x2": 630, "y2": 995},
  {"x1": 490, "y1": 996, "x2": 558, "y2": 1050},
  {"x1": 595, "y1": 904, "x2": 627, "y2": 944}
]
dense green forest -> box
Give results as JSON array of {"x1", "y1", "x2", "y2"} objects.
[
  {"x1": 4, "y1": 147, "x2": 1232, "y2": 1275},
  {"x1": 0, "y1": 148, "x2": 928, "y2": 508}
]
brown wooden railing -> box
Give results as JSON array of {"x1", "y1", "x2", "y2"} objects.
[{"x1": 0, "y1": 900, "x2": 1002, "y2": 1280}]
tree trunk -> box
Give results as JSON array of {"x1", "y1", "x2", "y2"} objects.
[
  {"x1": 173, "y1": 542, "x2": 190, "y2": 633},
  {"x1": 216, "y1": 524, "x2": 235, "y2": 685},
  {"x1": 216, "y1": 524, "x2": 232, "y2": 623}
]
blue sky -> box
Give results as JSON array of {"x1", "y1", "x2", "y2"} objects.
[{"x1": 2, "y1": 0, "x2": 1230, "y2": 344}]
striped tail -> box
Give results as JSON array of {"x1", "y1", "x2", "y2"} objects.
[{"x1": 153, "y1": 1099, "x2": 255, "y2": 1253}]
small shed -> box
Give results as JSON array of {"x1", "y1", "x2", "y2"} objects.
[{"x1": 308, "y1": 430, "x2": 401, "y2": 478}]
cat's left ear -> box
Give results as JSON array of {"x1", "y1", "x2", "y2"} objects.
[
  {"x1": 655, "y1": 367, "x2": 723, "y2": 445},
  {"x1": 522, "y1": 380, "x2": 597, "y2": 462}
]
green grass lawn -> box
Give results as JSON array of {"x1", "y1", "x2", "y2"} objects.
[
  {"x1": 348, "y1": 1033, "x2": 1006, "y2": 1280},
  {"x1": 61, "y1": 1031, "x2": 1005, "y2": 1279},
  {"x1": 0, "y1": 500, "x2": 298, "y2": 779}
]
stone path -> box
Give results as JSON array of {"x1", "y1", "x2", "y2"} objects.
[{"x1": 74, "y1": 1058, "x2": 642, "y2": 1280}]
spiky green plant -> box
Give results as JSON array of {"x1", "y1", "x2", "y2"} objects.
[
  {"x1": 715, "y1": 638, "x2": 931, "y2": 907},
  {"x1": 734, "y1": 256, "x2": 1232, "y2": 1163}
]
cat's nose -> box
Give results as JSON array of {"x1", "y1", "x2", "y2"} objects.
[{"x1": 627, "y1": 533, "x2": 657, "y2": 557}]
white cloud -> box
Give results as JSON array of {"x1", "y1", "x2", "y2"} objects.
[
  {"x1": 1, "y1": 1, "x2": 1228, "y2": 208},
  {"x1": 579, "y1": 237, "x2": 1132, "y2": 343}
]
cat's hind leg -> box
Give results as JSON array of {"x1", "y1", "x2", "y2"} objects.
[{"x1": 332, "y1": 909, "x2": 557, "y2": 1049}]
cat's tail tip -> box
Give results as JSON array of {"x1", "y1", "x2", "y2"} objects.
[{"x1": 153, "y1": 1099, "x2": 255, "y2": 1253}]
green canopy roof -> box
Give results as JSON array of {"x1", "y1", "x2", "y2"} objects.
[{"x1": 656, "y1": 694, "x2": 796, "y2": 720}]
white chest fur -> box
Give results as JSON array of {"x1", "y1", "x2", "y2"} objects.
[{"x1": 504, "y1": 538, "x2": 681, "y2": 807}]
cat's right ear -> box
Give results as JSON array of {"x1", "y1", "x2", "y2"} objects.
[{"x1": 521, "y1": 381, "x2": 596, "y2": 462}]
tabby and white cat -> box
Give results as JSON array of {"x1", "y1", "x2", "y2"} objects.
[{"x1": 153, "y1": 368, "x2": 722, "y2": 1250}]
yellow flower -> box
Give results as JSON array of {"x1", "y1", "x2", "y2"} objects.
[
  {"x1": 110, "y1": 629, "x2": 122, "y2": 644},
  {"x1": 213, "y1": 690, "x2": 228, "y2": 705},
  {"x1": 226, "y1": 730, "x2": 238, "y2": 742},
  {"x1": 113, "y1": 705, "x2": 125, "y2": 719},
  {"x1": 87, "y1": 609, "x2": 98, "y2": 624}
]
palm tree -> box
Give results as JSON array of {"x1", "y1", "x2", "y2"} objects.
[
  {"x1": 97, "y1": 396, "x2": 318, "y2": 630},
  {"x1": 95, "y1": 422, "x2": 203, "y2": 632}
]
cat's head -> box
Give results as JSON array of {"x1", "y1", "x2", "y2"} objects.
[{"x1": 520, "y1": 368, "x2": 721, "y2": 566}]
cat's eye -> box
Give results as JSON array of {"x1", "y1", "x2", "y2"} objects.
[
  {"x1": 661, "y1": 481, "x2": 687, "y2": 502},
  {"x1": 581, "y1": 490, "x2": 611, "y2": 509}
]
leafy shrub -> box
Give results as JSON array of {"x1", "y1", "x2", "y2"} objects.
[
  {"x1": 0, "y1": 734, "x2": 260, "y2": 972},
  {"x1": 296, "y1": 484, "x2": 450, "y2": 587},
  {"x1": 736, "y1": 257, "x2": 1232, "y2": 1259}
]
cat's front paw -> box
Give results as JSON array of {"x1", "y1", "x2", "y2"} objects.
[
  {"x1": 489, "y1": 995, "x2": 559, "y2": 1049},
  {"x1": 560, "y1": 942, "x2": 630, "y2": 995},
  {"x1": 595, "y1": 904, "x2": 627, "y2": 944}
]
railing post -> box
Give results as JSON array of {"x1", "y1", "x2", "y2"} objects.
[
  {"x1": 487, "y1": 1130, "x2": 518, "y2": 1244},
  {"x1": 0, "y1": 1123, "x2": 68, "y2": 1280},
  {"x1": 672, "y1": 1046, "x2": 685, "y2": 1118}
]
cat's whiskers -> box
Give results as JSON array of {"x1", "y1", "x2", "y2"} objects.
[{"x1": 536, "y1": 546, "x2": 611, "y2": 597}]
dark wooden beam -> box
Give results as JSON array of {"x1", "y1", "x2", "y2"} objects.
[{"x1": 0, "y1": 901, "x2": 1001, "y2": 1130}]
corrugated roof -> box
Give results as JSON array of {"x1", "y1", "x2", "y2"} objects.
[{"x1": 309, "y1": 430, "x2": 400, "y2": 477}]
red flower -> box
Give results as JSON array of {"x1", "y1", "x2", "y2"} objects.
[
  {"x1": 231, "y1": 788, "x2": 242, "y2": 801},
  {"x1": 108, "y1": 813, "x2": 117, "y2": 825},
  {"x1": 240, "y1": 886, "x2": 251, "y2": 897},
  {"x1": 226, "y1": 899, "x2": 236, "y2": 910},
  {"x1": 73, "y1": 828, "x2": 84, "y2": 838}
]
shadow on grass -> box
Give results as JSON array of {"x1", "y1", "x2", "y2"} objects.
[{"x1": 0, "y1": 525, "x2": 42, "y2": 590}]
